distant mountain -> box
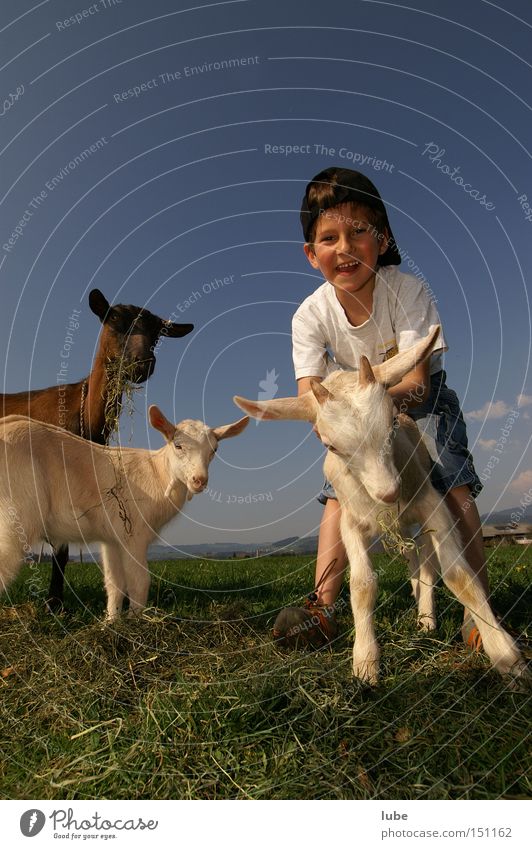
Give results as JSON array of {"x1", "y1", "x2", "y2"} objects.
[
  {"x1": 481, "y1": 505, "x2": 532, "y2": 526},
  {"x1": 37, "y1": 537, "x2": 319, "y2": 562},
  {"x1": 271, "y1": 536, "x2": 299, "y2": 549},
  {"x1": 145, "y1": 533, "x2": 385, "y2": 560},
  {"x1": 146, "y1": 536, "x2": 319, "y2": 559}
]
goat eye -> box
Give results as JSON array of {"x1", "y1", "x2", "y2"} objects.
[{"x1": 174, "y1": 443, "x2": 183, "y2": 450}]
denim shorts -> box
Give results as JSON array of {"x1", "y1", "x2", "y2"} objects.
[{"x1": 318, "y1": 371, "x2": 482, "y2": 504}]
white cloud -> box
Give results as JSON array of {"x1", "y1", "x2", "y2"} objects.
[
  {"x1": 465, "y1": 400, "x2": 511, "y2": 421},
  {"x1": 510, "y1": 469, "x2": 532, "y2": 492},
  {"x1": 517, "y1": 393, "x2": 532, "y2": 408},
  {"x1": 477, "y1": 438, "x2": 497, "y2": 450}
]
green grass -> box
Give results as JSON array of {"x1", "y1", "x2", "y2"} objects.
[{"x1": 0, "y1": 546, "x2": 530, "y2": 800}]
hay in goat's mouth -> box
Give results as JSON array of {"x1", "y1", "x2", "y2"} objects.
[
  {"x1": 376, "y1": 509, "x2": 418, "y2": 558},
  {"x1": 104, "y1": 359, "x2": 144, "y2": 442},
  {"x1": 376, "y1": 509, "x2": 435, "y2": 558},
  {"x1": 102, "y1": 359, "x2": 145, "y2": 535}
]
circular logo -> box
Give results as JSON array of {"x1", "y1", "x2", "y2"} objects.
[{"x1": 20, "y1": 810, "x2": 46, "y2": 837}]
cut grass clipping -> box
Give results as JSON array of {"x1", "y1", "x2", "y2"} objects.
[{"x1": 0, "y1": 547, "x2": 530, "y2": 800}]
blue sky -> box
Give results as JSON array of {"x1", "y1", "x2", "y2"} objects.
[{"x1": 1, "y1": 0, "x2": 531, "y2": 545}]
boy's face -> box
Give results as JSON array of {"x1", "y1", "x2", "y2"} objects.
[{"x1": 304, "y1": 203, "x2": 389, "y2": 297}]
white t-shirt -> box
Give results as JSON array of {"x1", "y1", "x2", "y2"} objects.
[{"x1": 292, "y1": 266, "x2": 447, "y2": 380}]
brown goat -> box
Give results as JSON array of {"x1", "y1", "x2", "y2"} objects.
[{"x1": 1, "y1": 288, "x2": 193, "y2": 609}]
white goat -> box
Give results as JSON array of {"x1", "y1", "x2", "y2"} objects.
[
  {"x1": 235, "y1": 328, "x2": 528, "y2": 685},
  {"x1": 0, "y1": 407, "x2": 248, "y2": 619}
]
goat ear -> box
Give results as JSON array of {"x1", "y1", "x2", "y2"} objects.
[
  {"x1": 161, "y1": 320, "x2": 194, "y2": 338},
  {"x1": 372, "y1": 326, "x2": 442, "y2": 388},
  {"x1": 233, "y1": 393, "x2": 316, "y2": 422},
  {"x1": 310, "y1": 379, "x2": 332, "y2": 405},
  {"x1": 148, "y1": 405, "x2": 175, "y2": 440},
  {"x1": 89, "y1": 289, "x2": 111, "y2": 321},
  {"x1": 358, "y1": 356, "x2": 376, "y2": 387},
  {"x1": 211, "y1": 416, "x2": 249, "y2": 441}
]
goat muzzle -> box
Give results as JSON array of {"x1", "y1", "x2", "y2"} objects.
[
  {"x1": 190, "y1": 476, "x2": 208, "y2": 492},
  {"x1": 375, "y1": 483, "x2": 401, "y2": 504}
]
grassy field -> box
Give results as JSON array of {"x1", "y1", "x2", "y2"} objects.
[{"x1": 0, "y1": 545, "x2": 530, "y2": 800}]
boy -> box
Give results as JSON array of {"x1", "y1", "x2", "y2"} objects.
[{"x1": 274, "y1": 167, "x2": 486, "y2": 650}]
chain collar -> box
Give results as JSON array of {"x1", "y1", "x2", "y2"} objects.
[{"x1": 79, "y1": 380, "x2": 87, "y2": 439}]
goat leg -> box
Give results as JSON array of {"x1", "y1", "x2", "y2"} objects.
[
  {"x1": 46, "y1": 544, "x2": 68, "y2": 612},
  {"x1": 406, "y1": 542, "x2": 438, "y2": 631},
  {"x1": 341, "y1": 516, "x2": 380, "y2": 684}
]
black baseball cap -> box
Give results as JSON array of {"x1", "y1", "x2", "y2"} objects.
[{"x1": 300, "y1": 167, "x2": 401, "y2": 266}]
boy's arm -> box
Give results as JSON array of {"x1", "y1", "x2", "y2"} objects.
[
  {"x1": 387, "y1": 358, "x2": 431, "y2": 410},
  {"x1": 388, "y1": 275, "x2": 445, "y2": 409},
  {"x1": 297, "y1": 376, "x2": 323, "y2": 438},
  {"x1": 297, "y1": 375, "x2": 322, "y2": 397}
]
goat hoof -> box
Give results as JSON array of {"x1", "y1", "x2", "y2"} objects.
[{"x1": 417, "y1": 615, "x2": 437, "y2": 632}]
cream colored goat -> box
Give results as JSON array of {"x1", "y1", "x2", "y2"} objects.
[
  {"x1": 0, "y1": 407, "x2": 248, "y2": 619},
  {"x1": 235, "y1": 329, "x2": 528, "y2": 685}
]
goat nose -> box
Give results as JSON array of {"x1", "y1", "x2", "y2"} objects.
[{"x1": 192, "y1": 475, "x2": 207, "y2": 488}]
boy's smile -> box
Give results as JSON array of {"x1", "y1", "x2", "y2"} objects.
[
  {"x1": 304, "y1": 203, "x2": 389, "y2": 302},
  {"x1": 336, "y1": 259, "x2": 362, "y2": 276}
]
